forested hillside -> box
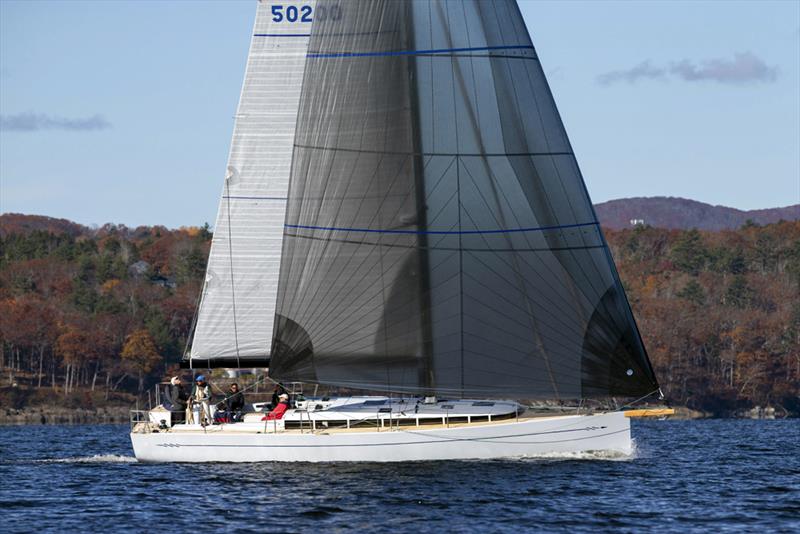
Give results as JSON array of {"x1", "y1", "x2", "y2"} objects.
[
  {"x1": 607, "y1": 221, "x2": 800, "y2": 415},
  {"x1": 0, "y1": 215, "x2": 210, "y2": 405},
  {"x1": 1, "y1": 214, "x2": 798, "y2": 416}
]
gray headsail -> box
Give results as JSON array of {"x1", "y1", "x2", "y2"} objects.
[
  {"x1": 184, "y1": 1, "x2": 314, "y2": 369},
  {"x1": 270, "y1": 0, "x2": 659, "y2": 399}
]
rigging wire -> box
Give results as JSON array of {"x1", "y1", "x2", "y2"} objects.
[
  {"x1": 224, "y1": 174, "x2": 242, "y2": 369},
  {"x1": 181, "y1": 273, "x2": 206, "y2": 366}
]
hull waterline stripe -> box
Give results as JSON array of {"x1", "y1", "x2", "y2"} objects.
[
  {"x1": 285, "y1": 221, "x2": 599, "y2": 236},
  {"x1": 148, "y1": 427, "x2": 628, "y2": 449},
  {"x1": 254, "y1": 34, "x2": 311, "y2": 37},
  {"x1": 308, "y1": 44, "x2": 535, "y2": 59}
]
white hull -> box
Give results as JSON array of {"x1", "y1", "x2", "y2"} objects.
[{"x1": 131, "y1": 411, "x2": 631, "y2": 463}]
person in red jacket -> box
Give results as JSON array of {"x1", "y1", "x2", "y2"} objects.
[{"x1": 262, "y1": 393, "x2": 290, "y2": 420}]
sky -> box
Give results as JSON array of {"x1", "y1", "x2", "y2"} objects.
[{"x1": 1, "y1": 0, "x2": 798, "y2": 229}]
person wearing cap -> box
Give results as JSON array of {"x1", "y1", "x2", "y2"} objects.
[
  {"x1": 190, "y1": 375, "x2": 213, "y2": 426},
  {"x1": 270, "y1": 384, "x2": 288, "y2": 410},
  {"x1": 262, "y1": 393, "x2": 290, "y2": 421},
  {"x1": 164, "y1": 376, "x2": 189, "y2": 425}
]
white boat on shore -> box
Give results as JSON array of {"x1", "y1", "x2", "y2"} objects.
[{"x1": 132, "y1": 0, "x2": 665, "y2": 463}]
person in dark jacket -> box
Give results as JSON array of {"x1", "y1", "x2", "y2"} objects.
[
  {"x1": 224, "y1": 383, "x2": 245, "y2": 423},
  {"x1": 164, "y1": 376, "x2": 189, "y2": 425}
]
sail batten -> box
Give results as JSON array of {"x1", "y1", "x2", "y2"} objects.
[{"x1": 269, "y1": 0, "x2": 659, "y2": 398}]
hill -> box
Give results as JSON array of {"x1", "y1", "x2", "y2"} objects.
[
  {"x1": 595, "y1": 197, "x2": 800, "y2": 231},
  {"x1": 7, "y1": 198, "x2": 798, "y2": 236},
  {"x1": 0, "y1": 213, "x2": 89, "y2": 238}
]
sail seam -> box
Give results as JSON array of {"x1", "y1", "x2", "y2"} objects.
[
  {"x1": 285, "y1": 221, "x2": 598, "y2": 235},
  {"x1": 307, "y1": 44, "x2": 535, "y2": 59},
  {"x1": 293, "y1": 143, "x2": 573, "y2": 157},
  {"x1": 283, "y1": 232, "x2": 606, "y2": 252},
  {"x1": 222, "y1": 196, "x2": 288, "y2": 200}
]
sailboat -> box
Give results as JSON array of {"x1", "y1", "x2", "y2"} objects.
[{"x1": 131, "y1": 0, "x2": 667, "y2": 463}]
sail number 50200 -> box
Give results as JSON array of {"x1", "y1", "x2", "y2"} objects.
[
  {"x1": 271, "y1": 5, "x2": 313, "y2": 23},
  {"x1": 270, "y1": 5, "x2": 342, "y2": 23}
]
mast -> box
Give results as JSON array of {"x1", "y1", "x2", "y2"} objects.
[{"x1": 405, "y1": 1, "x2": 435, "y2": 396}]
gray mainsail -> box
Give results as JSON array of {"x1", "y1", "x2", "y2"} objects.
[
  {"x1": 270, "y1": 0, "x2": 659, "y2": 399},
  {"x1": 186, "y1": 1, "x2": 314, "y2": 369}
]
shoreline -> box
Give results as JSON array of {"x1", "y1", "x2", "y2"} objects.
[{"x1": 1, "y1": 406, "x2": 131, "y2": 426}]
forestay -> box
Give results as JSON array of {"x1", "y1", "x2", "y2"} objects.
[
  {"x1": 270, "y1": 0, "x2": 660, "y2": 399},
  {"x1": 186, "y1": 1, "x2": 315, "y2": 368}
]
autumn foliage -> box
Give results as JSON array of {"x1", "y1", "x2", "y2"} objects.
[
  {"x1": 607, "y1": 221, "x2": 800, "y2": 415},
  {"x1": 0, "y1": 215, "x2": 210, "y2": 400},
  {"x1": 121, "y1": 329, "x2": 161, "y2": 393},
  {"x1": 0, "y1": 214, "x2": 798, "y2": 415}
]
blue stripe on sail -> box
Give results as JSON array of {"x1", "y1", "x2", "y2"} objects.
[
  {"x1": 285, "y1": 221, "x2": 598, "y2": 235},
  {"x1": 253, "y1": 34, "x2": 311, "y2": 37},
  {"x1": 223, "y1": 196, "x2": 288, "y2": 200},
  {"x1": 307, "y1": 44, "x2": 535, "y2": 59}
]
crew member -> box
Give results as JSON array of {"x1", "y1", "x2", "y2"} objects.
[
  {"x1": 191, "y1": 375, "x2": 213, "y2": 426},
  {"x1": 262, "y1": 393, "x2": 290, "y2": 420},
  {"x1": 270, "y1": 384, "x2": 288, "y2": 410},
  {"x1": 165, "y1": 376, "x2": 188, "y2": 425},
  {"x1": 224, "y1": 383, "x2": 245, "y2": 423}
]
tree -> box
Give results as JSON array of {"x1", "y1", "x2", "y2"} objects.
[
  {"x1": 671, "y1": 229, "x2": 707, "y2": 275},
  {"x1": 56, "y1": 327, "x2": 86, "y2": 395},
  {"x1": 174, "y1": 245, "x2": 206, "y2": 285},
  {"x1": 678, "y1": 279, "x2": 705, "y2": 305},
  {"x1": 786, "y1": 239, "x2": 800, "y2": 287},
  {"x1": 199, "y1": 222, "x2": 212, "y2": 241},
  {"x1": 725, "y1": 275, "x2": 754, "y2": 309},
  {"x1": 121, "y1": 329, "x2": 161, "y2": 394}
]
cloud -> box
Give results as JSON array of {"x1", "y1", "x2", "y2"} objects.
[
  {"x1": 0, "y1": 112, "x2": 111, "y2": 132},
  {"x1": 670, "y1": 53, "x2": 778, "y2": 84},
  {"x1": 598, "y1": 52, "x2": 778, "y2": 86},
  {"x1": 597, "y1": 60, "x2": 666, "y2": 85}
]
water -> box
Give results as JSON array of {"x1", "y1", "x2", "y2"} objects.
[{"x1": 0, "y1": 420, "x2": 797, "y2": 532}]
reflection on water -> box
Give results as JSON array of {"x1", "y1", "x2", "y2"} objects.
[{"x1": 0, "y1": 420, "x2": 798, "y2": 532}]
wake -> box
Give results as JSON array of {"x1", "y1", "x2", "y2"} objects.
[{"x1": 37, "y1": 454, "x2": 137, "y2": 464}]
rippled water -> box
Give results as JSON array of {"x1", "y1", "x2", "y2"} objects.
[{"x1": 0, "y1": 420, "x2": 798, "y2": 532}]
